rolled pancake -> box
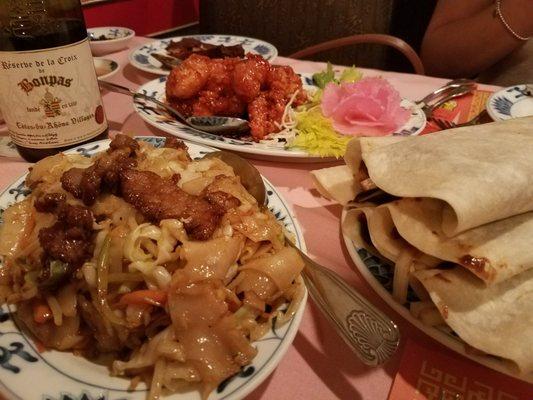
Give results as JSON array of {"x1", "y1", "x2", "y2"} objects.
[
  {"x1": 387, "y1": 198, "x2": 533, "y2": 284},
  {"x1": 310, "y1": 136, "x2": 406, "y2": 205},
  {"x1": 314, "y1": 116, "x2": 533, "y2": 233},
  {"x1": 355, "y1": 116, "x2": 533, "y2": 236},
  {"x1": 415, "y1": 267, "x2": 533, "y2": 374},
  {"x1": 343, "y1": 205, "x2": 406, "y2": 262},
  {"x1": 310, "y1": 165, "x2": 356, "y2": 204},
  {"x1": 346, "y1": 198, "x2": 533, "y2": 284}
]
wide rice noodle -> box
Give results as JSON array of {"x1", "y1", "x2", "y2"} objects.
[{"x1": 0, "y1": 139, "x2": 305, "y2": 400}]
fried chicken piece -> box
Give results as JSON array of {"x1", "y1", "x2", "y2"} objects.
[
  {"x1": 192, "y1": 58, "x2": 246, "y2": 116},
  {"x1": 166, "y1": 54, "x2": 211, "y2": 99},
  {"x1": 266, "y1": 65, "x2": 307, "y2": 105},
  {"x1": 204, "y1": 58, "x2": 236, "y2": 91},
  {"x1": 167, "y1": 97, "x2": 195, "y2": 118},
  {"x1": 247, "y1": 91, "x2": 287, "y2": 140},
  {"x1": 246, "y1": 66, "x2": 306, "y2": 140},
  {"x1": 193, "y1": 89, "x2": 246, "y2": 117},
  {"x1": 167, "y1": 55, "x2": 246, "y2": 117},
  {"x1": 120, "y1": 169, "x2": 224, "y2": 240},
  {"x1": 232, "y1": 54, "x2": 269, "y2": 101}
]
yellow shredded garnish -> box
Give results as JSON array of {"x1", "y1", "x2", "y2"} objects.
[{"x1": 288, "y1": 107, "x2": 351, "y2": 158}]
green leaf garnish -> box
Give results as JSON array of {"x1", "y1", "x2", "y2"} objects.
[{"x1": 312, "y1": 62, "x2": 335, "y2": 89}]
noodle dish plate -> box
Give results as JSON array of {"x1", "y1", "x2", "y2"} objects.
[{"x1": 0, "y1": 136, "x2": 307, "y2": 400}]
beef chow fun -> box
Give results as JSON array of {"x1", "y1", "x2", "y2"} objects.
[{"x1": 0, "y1": 134, "x2": 305, "y2": 399}]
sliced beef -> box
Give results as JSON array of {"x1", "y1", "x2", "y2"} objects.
[
  {"x1": 57, "y1": 203, "x2": 93, "y2": 231},
  {"x1": 61, "y1": 134, "x2": 138, "y2": 205},
  {"x1": 61, "y1": 168, "x2": 84, "y2": 199},
  {"x1": 34, "y1": 193, "x2": 66, "y2": 213},
  {"x1": 108, "y1": 134, "x2": 139, "y2": 154},
  {"x1": 204, "y1": 191, "x2": 241, "y2": 211},
  {"x1": 120, "y1": 169, "x2": 224, "y2": 240},
  {"x1": 38, "y1": 203, "x2": 95, "y2": 268},
  {"x1": 39, "y1": 226, "x2": 93, "y2": 267},
  {"x1": 164, "y1": 136, "x2": 188, "y2": 151}
]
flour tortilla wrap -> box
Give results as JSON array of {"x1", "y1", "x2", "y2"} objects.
[
  {"x1": 343, "y1": 205, "x2": 407, "y2": 262},
  {"x1": 344, "y1": 198, "x2": 533, "y2": 284},
  {"x1": 415, "y1": 267, "x2": 533, "y2": 374},
  {"x1": 325, "y1": 118, "x2": 533, "y2": 373},
  {"x1": 310, "y1": 165, "x2": 356, "y2": 205},
  {"x1": 387, "y1": 198, "x2": 533, "y2": 284},
  {"x1": 350, "y1": 116, "x2": 533, "y2": 236}
]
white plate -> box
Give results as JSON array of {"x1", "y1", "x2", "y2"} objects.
[
  {"x1": 487, "y1": 84, "x2": 533, "y2": 121},
  {"x1": 93, "y1": 57, "x2": 119, "y2": 80},
  {"x1": 341, "y1": 208, "x2": 533, "y2": 383},
  {"x1": 0, "y1": 136, "x2": 307, "y2": 400},
  {"x1": 133, "y1": 74, "x2": 426, "y2": 161},
  {"x1": 129, "y1": 35, "x2": 278, "y2": 75}
]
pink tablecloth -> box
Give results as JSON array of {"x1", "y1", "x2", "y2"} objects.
[{"x1": 0, "y1": 37, "x2": 507, "y2": 400}]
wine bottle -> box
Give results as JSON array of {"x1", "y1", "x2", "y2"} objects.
[{"x1": 0, "y1": 0, "x2": 108, "y2": 162}]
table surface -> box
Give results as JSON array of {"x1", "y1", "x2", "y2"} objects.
[{"x1": 0, "y1": 36, "x2": 505, "y2": 400}]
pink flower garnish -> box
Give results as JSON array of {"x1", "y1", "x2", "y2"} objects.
[{"x1": 321, "y1": 77, "x2": 410, "y2": 136}]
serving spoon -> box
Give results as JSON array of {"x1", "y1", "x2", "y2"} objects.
[
  {"x1": 204, "y1": 150, "x2": 400, "y2": 366},
  {"x1": 98, "y1": 80, "x2": 249, "y2": 134}
]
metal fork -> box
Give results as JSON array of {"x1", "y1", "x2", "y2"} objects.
[
  {"x1": 422, "y1": 86, "x2": 474, "y2": 119},
  {"x1": 432, "y1": 109, "x2": 488, "y2": 130}
]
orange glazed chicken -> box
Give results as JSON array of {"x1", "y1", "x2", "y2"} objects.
[{"x1": 165, "y1": 54, "x2": 307, "y2": 140}]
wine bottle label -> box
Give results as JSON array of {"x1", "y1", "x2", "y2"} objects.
[{"x1": 0, "y1": 38, "x2": 107, "y2": 149}]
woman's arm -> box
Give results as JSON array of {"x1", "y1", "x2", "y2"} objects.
[{"x1": 421, "y1": 0, "x2": 533, "y2": 77}]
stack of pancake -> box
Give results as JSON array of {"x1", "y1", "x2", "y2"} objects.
[{"x1": 312, "y1": 116, "x2": 533, "y2": 375}]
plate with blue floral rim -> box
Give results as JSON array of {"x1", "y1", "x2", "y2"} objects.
[
  {"x1": 88, "y1": 27, "x2": 135, "y2": 56},
  {"x1": 0, "y1": 136, "x2": 308, "y2": 400},
  {"x1": 129, "y1": 34, "x2": 278, "y2": 75},
  {"x1": 340, "y1": 208, "x2": 533, "y2": 383},
  {"x1": 486, "y1": 84, "x2": 533, "y2": 121},
  {"x1": 132, "y1": 73, "x2": 426, "y2": 161},
  {"x1": 94, "y1": 58, "x2": 119, "y2": 81}
]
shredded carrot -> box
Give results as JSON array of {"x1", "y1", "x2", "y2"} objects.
[
  {"x1": 33, "y1": 303, "x2": 52, "y2": 324},
  {"x1": 119, "y1": 290, "x2": 168, "y2": 306}
]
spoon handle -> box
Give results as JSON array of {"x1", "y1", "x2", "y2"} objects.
[
  {"x1": 296, "y1": 246, "x2": 400, "y2": 365},
  {"x1": 98, "y1": 80, "x2": 135, "y2": 96},
  {"x1": 98, "y1": 80, "x2": 189, "y2": 124},
  {"x1": 132, "y1": 92, "x2": 189, "y2": 124}
]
